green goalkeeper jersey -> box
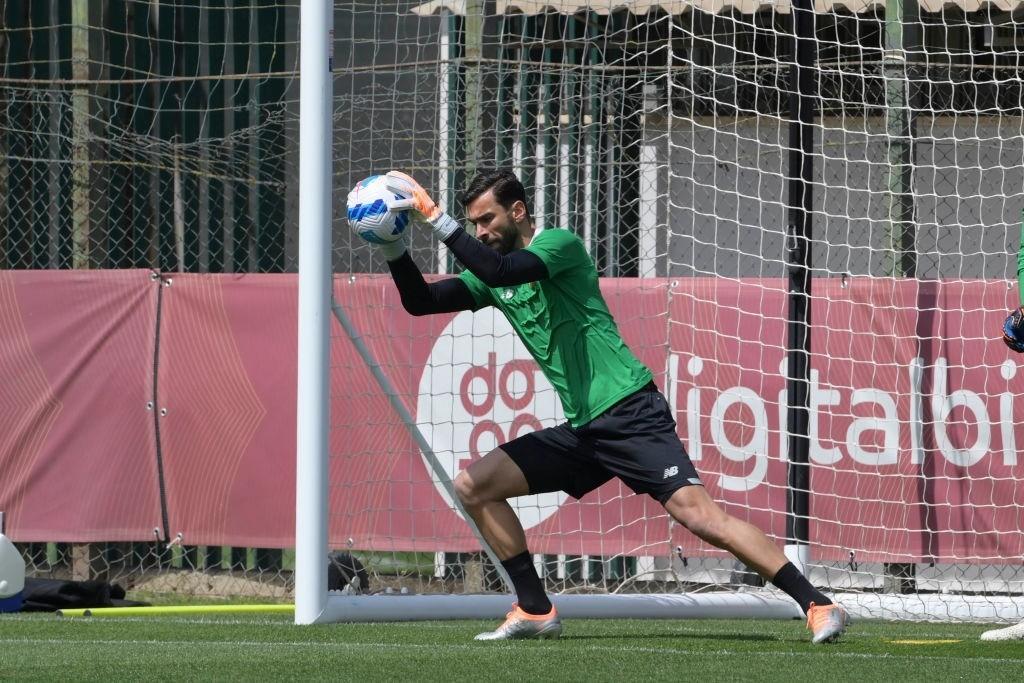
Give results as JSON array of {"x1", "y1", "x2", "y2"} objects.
[{"x1": 459, "y1": 228, "x2": 653, "y2": 427}]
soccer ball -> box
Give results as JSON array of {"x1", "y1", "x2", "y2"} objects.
[{"x1": 346, "y1": 175, "x2": 410, "y2": 244}]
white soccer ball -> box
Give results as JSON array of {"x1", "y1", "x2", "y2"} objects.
[{"x1": 346, "y1": 175, "x2": 410, "y2": 244}]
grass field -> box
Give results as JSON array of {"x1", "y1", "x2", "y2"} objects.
[{"x1": 2, "y1": 612, "x2": 1022, "y2": 681}]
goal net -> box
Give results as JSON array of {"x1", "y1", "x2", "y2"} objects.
[
  {"x1": 4, "y1": 1, "x2": 1019, "y2": 618},
  {"x1": 317, "y1": 1, "x2": 1024, "y2": 624},
  {"x1": 1, "y1": 1, "x2": 298, "y2": 600},
  {"x1": 2, "y1": 0, "x2": 1018, "y2": 624}
]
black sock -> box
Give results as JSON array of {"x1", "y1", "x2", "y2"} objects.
[
  {"x1": 771, "y1": 562, "x2": 831, "y2": 614},
  {"x1": 501, "y1": 551, "x2": 552, "y2": 615}
]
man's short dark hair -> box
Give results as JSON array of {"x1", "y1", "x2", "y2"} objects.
[{"x1": 460, "y1": 168, "x2": 530, "y2": 216}]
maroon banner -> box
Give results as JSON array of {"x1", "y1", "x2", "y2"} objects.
[
  {"x1": 1, "y1": 271, "x2": 1022, "y2": 564},
  {"x1": 0, "y1": 270, "x2": 162, "y2": 541},
  {"x1": 158, "y1": 274, "x2": 297, "y2": 548}
]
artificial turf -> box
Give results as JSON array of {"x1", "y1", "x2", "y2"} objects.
[{"x1": 1, "y1": 612, "x2": 1022, "y2": 681}]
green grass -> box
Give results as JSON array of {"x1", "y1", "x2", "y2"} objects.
[{"x1": 1, "y1": 613, "x2": 1021, "y2": 681}]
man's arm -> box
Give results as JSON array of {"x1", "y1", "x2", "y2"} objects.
[
  {"x1": 441, "y1": 227, "x2": 548, "y2": 288},
  {"x1": 383, "y1": 170, "x2": 549, "y2": 288},
  {"x1": 386, "y1": 251, "x2": 478, "y2": 316}
]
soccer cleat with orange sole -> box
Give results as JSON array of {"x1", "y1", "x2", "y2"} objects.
[
  {"x1": 474, "y1": 604, "x2": 562, "y2": 641},
  {"x1": 807, "y1": 602, "x2": 849, "y2": 644}
]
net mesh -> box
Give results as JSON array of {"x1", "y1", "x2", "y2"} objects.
[
  {"x1": 3, "y1": 1, "x2": 1023, "y2": 618},
  {"x1": 330, "y1": 2, "x2": 1024, "y2": 619},
  {"x1": 0, "y1": 0, "x2": 294, "y2": 273},
  {"x1": 3, "y1": 0, "x2": 299, "y2": 602}
]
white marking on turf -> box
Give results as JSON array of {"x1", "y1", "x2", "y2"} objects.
[
  {"x1": 2, "y1": 638, "x2": 1022, "y2": 665},
  {"x1": 2, "y1": 614, "x2": 470, "y2": 628}
]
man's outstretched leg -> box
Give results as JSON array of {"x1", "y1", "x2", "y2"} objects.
[
  {"x1": 454, "y1": 448, "x2": 561, "y2": 640},
  {"x1": 664, "y1": 485, "x2": 848, "y2": 644}
]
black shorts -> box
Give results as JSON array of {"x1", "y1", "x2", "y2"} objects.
[{"x1": 501, "y1": 382, "x2": 702, "y2": 505}]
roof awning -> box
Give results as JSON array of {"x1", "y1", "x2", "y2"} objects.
[{"x1": 411, "y1": 0, "x2": 1024, "y2": 15}]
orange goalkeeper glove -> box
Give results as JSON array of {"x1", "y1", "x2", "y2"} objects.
[{"x1": 385, "y1": 171, "x2": 460, "y2": 240}]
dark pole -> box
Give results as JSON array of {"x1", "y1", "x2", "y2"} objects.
[
  {"x1": 785, "y1": 0, "x2": 816, "y2": 567},
  {"x1": 884, "y1": 0, "x2": 919, "y2": 279}
]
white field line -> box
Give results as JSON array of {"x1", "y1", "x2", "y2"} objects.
[{"x1": 1, "y1": 615, "x2": 470, "y2": 628}]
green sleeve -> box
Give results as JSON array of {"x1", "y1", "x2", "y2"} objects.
[
  {"x1": 458, "y1": 270, "x2": 493, "y2": 311},
  {"x1": 1018, "y1": 217, "x2": 1024, "y2": 305},
  {"x1": 524, "y1": 228, "x2": 589, "y2": 278}
]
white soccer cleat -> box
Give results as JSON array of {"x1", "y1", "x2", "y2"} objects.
[
  {"x1": 474, "y1": 604, "x2": 562, "y2": 641},
  {"x1": 980, "y1": 621, "x2": 1024, "y2": 641},
  {"x1": 807, "y1": 602, "x2": 849, "y2": 644}
]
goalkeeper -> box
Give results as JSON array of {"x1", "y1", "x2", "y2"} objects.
[
  {"x1": 986, "y1": 214, "x2": 1024, "y2": 641},
  {"x1": 380, "y1": 168, "x2": 847, "y2": 644},
  {"x1": 1003, "y1": 216, "x2": 1024, "y2": 356}
]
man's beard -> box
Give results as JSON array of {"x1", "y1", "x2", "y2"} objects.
[{"x1": 481, "y1": 229, "x2": 517, "y2": 255}]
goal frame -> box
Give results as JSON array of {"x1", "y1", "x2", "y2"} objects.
[{"x1": 295, "y1": 0, "x2": 1024, "y2": 626}]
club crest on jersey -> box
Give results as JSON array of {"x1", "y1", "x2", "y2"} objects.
[{"x1": 500, "y1": 283, "x2": 539, "y2": 303}]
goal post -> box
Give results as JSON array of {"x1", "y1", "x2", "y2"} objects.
[
  {"x1": 296, "y1": 1, "x2": 1024, "y2": 625},
  {"x1": 295, "y1": 0, "x2": 333, "y2": 625}
]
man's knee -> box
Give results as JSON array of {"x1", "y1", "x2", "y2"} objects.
[
  {"x1": 666, "y1": 489, "x2": 731, "y2": 547},
  {"x1": 453, "y1": 470, "x2": 481, "y2": 508},
  {"x1": 454, "y1": 469, "x2": 503, "y2": 508},
  {"x1": 686, "y1": 512, "x2": 731, "y2": 548},
  {"x1": 455, "y1": 447, "x2": 531, "y2": 508}
]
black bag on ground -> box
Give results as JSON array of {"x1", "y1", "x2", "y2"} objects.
[
  {"x1": 327, "y1": 552, "x2": 369, "y2": 593},
  {"x1": 20, "y1": 578, "x2": 149, "y2": 612}
]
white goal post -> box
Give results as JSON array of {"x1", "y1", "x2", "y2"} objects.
[
  {"x1": 296, "y1": 0, "x2": 1024, "y2": 625},
  {"x1": 295, "y1": 0, "x2": 333, "y2": 626}
]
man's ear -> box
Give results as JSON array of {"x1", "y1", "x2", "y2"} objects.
[{"x1": 511, "y1": 200, "x2": 528, "y2": 223}]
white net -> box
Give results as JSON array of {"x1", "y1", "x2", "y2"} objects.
[
  {"x1": 328, "y1": 1, "x2": 1024, "y2": 622},
  {"x1": 3, "y1": 0, "x2": 1021, "y2": 620},
  {"x1": 0, "y1": 0, "x2": 295, "y2": 273},
  {"x1": 662, "y1": 5, "x2": 1024, "y2": 620},
  {"x1": 2, "y1": 0, "x2": 299, "y2": 601}
]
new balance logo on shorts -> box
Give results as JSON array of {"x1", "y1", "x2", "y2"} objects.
[{"x1": 663, "y1": 465, "x2": 679, "y2": 479}]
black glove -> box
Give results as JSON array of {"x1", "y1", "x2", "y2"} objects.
[{"x1": 1002, "y1": 306, "x2": 1024, "y2": 353}]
